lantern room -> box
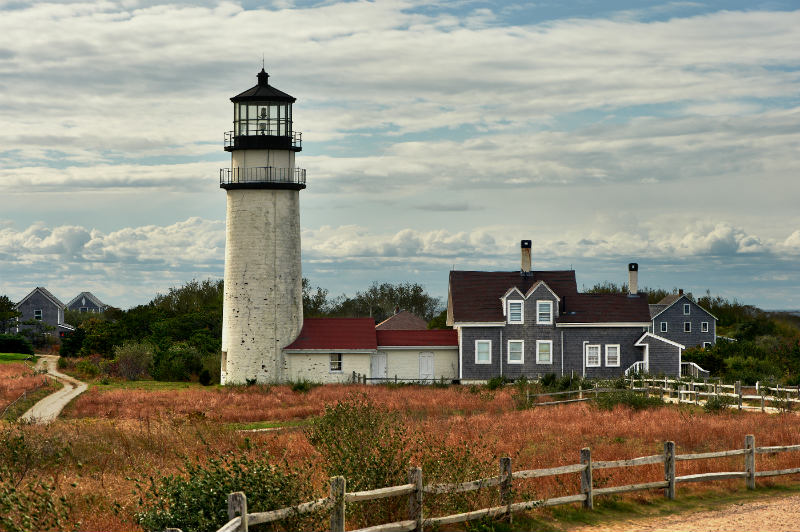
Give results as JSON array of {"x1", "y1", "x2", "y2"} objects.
[{"x1": 224, "y1": 69, "x2": 302, "y2": 152}]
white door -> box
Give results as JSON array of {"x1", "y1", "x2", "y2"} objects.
[
  {"x1": 419, "y1": 352, "x2": 434, "y2": 381},
  {"x1": 371, "y1": 351, "x2": 387, "y2": 381}
]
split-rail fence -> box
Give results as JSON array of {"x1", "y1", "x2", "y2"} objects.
[{"x1": 165, "y1": 433, "x2": 800, "y2": 532}]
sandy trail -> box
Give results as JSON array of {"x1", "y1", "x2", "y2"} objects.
[
  {"x1": 19, "y1": 355, "x2": 87, "y2": 424},
  {"x1": 571, "y1": 493, "x2": 800, "y2": 532}
]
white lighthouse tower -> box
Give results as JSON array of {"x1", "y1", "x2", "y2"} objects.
[{"x1": 219, "y1": 69, "x2": 305, "y2": 384}]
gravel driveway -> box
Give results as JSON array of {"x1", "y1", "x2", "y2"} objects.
[
  {"x1": 19, "y1": 355, "x2": 87, "y2": 424},
  {"x1": 571, "y1": 493, "x2": 800, "y2": 532}
]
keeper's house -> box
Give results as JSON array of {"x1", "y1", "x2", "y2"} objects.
[{"x1": 447, "y1": 241, "x2": 687, "y2": 381}]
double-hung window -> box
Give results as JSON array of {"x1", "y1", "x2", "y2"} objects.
[
  {"x1": 329, "y1": 353, "x2": 342, "y2": 372},
  {"x1": 605, "y1": 345, "x2": 620, "y2": 367},
  {"x1": 536, "y1": 340, "x2": 552, "y2": 364},
  {"x1": 684, "y1": 322, "x2": 691, "y2": 333},
  {"x1": 507, "y1": 301, "x2": 523, "y2": 324},
  {"x1": 660, "y1": 322, "x2": 667, "y2": 333},
  {"x1": 475, "y1": 340, "x2": 491, "y2": 364},
  {"x1": 507, "y1": 340, "x2": 523, "y2": 364},
  {"x1": 536, "y1": 300, "x2": 553, "y2": 325},
  {"x1": 701, "y1": 322, "x2": 709, "y2": 333},
  {"x1": 586, "y1": 345, "x2": 601, "y2": 367},
  {"x1": 684, "y1": 304, "x2": 691, "y2": 315},
  {"x1": 33, "y1": 309, "x2": 42, "y2": 321}
]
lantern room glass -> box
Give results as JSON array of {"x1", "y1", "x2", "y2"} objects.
[{"x1": 234, "y1": 102, "x2": 292, "y2": 137}]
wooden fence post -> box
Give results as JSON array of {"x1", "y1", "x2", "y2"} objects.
[
  {"x1": 745, "y1": 434, "x2": 756, "y2": 490},
  {"x1": 761, "y1": 394, "x2": 765, "y2": 412},
  {"x1": 736, "y1": 381, "x2": 742, "y2": 410},
  {"x1": 579, "y1": 385, "x2": 583, "y2": 400},
  {"x1": 664, "y1": 441, "x2": 675, "y2": 500},
  {"x1": 228, "y1": 492, "x2": 248, "y2": 532},
  {"x1": 580, "y1": 448, "x2": 593, "y2": 510},
  {"x1": 330, "y1": 476, "x2": 346, "y2": 532},
  {"x1": 755, "y1": 381, "x2": 759, "y2": 395},
  {"x1": 409, "y1": 467, "x2": 423, "y2": 532},
  {"x1": 500, "y1": 457, "x2": 512, "y2": 506}
]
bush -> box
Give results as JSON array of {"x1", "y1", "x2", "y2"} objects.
[
  {"x1": 135, "y1": 446, "x2": 314, "y2": 532},
  {"x1": 485, "y1": 376, "x2": 509, "y2": 390},
  {"x1": 290, "y1": 379, "x2": 319, "y2": 393},
  {"x1": 0, "y1": 334, "x2": 34, "y2": 356},
  {"x1": 75, "y1": 359, "x2": 100, "y2": 378},
  {"x1": 152, "y1": 342, "x2": 202, "y2": 381},
  {"x1": 198, "y1": 369, "x2": 212, "y2": 386},
  {"x1": 595, "y1": 390, "x2": 664, "y2": 411},
  {"x1": 703, "y1": 395, "x2": 735, "y2": 413},
  {"x1": 114, "y1": 341, "x2": 153, "y2": 381},
  {"x1": 539, "y1": 373, "x2": 557, "y2": 388}
]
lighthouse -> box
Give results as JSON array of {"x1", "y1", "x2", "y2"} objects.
[{"x1": 219, "y1": 69, "x2": 305, "y2": 384}]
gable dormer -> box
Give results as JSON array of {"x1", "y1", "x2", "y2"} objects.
[
  {"x1": 500, "y1": 287, "x2": 525, "y2": 324},
  {"x1": 525, "y1": 281, "x2": 560, "y2": 325}
]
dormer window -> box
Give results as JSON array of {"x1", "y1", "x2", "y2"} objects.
[
  {"x1": 536, "y1": 300, "x2": 553, "y2": 325},
  {"x1": 507, "y1": 301, "x2": 523, "y2": 324}
]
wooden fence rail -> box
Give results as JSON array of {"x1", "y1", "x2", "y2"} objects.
[{"x1": 164, "y1": 433, "x2": 800, "y2": 532}]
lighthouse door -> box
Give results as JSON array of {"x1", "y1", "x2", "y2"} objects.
[{"x1": 371, "y1": 352, "x2": 387, "y2": 382}]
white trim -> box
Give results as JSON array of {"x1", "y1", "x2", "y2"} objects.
[
  {"x1": 635, "y1": 332, "x2": 686, "y2": 350},
  {"x1": 453, "y1": 322, "x2": 506, "y2": 327},
  {"x1": 378, "y1": 345, "x2": 458, "y2": 350},
  {"x1": 703, "y1": 342, "x2": 712, "y2": 348},
  {"x1": 536, "y1": 340, "x2": 553, "y2": 365},
  {"x1": 650, "y1": 294, "x2": 718, "y2": 321},
  {"x1": 507, "y1": 300, "x2": 524, "y2": 324},
  {"x1": 507, "y1": 339, "x2": 524, "y2": 364},
  {"x1": 475, "y1": 339, "x2": 492, "y2": 364},
  {"x1": 557, "y1": 322, "x2": 651, "y2": 328},
  {"x1": 605, "y1": 344, "x2": 620, "y2": 367},
  {"x1": 660, "y1": 321, "x2": 668, "y2": 333},
  {"x1": 458, "y1": 327, "x2": 463, "y2": 380},
  {"x1": 701, "y1": 321, "x2": 709, "y2": 333},
  {"x1": 329, "y1": 353, "x2": 343, "y2": 373},
  {"x1": 684, "y1": 322, "x2": 691, "y2": 333},
  {"x1": 284, "y1": 349, "x2": 375, "y2": 354},
  {"x1": 524, "y1": 281, "x2": 561, "y2": 301},
  {"x1": 499, "y1": 287, "x2": 525, "y2": 307},
  {"x1": 585, "y1": 344, "x2": 601, "y2": 367},
  {"x1": 536, "y1": 300, "x2": 553, "y2": 325}
]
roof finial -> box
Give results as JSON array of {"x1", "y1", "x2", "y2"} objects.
[{"x1": 262, "y1": 53, "x2": 265, "y2": 70}]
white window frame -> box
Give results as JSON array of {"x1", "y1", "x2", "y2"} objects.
[
  {"x1": 475, "y1": 340, "x2": 492, "y2": 364},
  {"x1": 507, "y1": 340, "x2": 524, "y2": 364},
  {"x1": 329, "y1": 353, "x2": 342, "y2": 373},
  {"x1": 585, "y1": 344, "x2": 601, "y2": 367},
  {"x1": 684, "y1": 322, "x2": 691, "y2": 333},
  {"x1": 536, "y1": 300, "x2": 553, "y2": 325},
  {"x1": 33, "y1": 309, "x2": 42, "y2": 321},
  {"x1": 703, "y1": 342, "x2": 712, "y2": 348},
  {"x1": 701, "y1": 321, "x2": 709, "y2": 333},
  {"x1": 683, "y1": 303, "x2": 690, "y2": 315},
  {"x1": 605, "y1": 344, "x2": 620, "y2": 367},
  {"x1": 536, "y1": 340, "x2": 553, "y2": 364},
  {"x1": 660, "y1": 321, "x2": 667, "y2": 333},
  {"x1": 507, "y1": 300, "x2": 524, "y2": 324}
]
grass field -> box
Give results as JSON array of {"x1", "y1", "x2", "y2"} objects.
[
  {"x1": 4, "y1": 380, "x2": 800, "y2": 531},
  {"x1": 0, "y1": 362, "x2": 47, "y2": 411},
  {"x1": 0, "y1": 352, "x2": 37, "y2": 363}
]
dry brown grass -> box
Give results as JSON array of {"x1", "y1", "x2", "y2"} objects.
[
  {"x1": 9, "y1": 384, "x2": 800, "y2": 531},
  {"x1": 0, "y1": 362, "x2": 48, "y2": 411}
]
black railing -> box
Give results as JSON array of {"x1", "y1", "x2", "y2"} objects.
[
  {"x1": 224, "y1": 130, "x2": 302, "y2": 149},
  {"x1": 220, "y1": 167, "x2": 306, "y2": 186}
]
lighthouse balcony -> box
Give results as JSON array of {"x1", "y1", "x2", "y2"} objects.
[
  {"x1": 220, "y1": 167, "x2": 307, "y2": 190},
  {"x1": 224, "y1": 131, "x2": 302, "y2": 152}
]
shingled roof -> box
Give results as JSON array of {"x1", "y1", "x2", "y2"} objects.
[
  {"x1": 375, "y1": 311, "x2": 428, "y2": 330},
  {"x1": 449, "y1": 270, "x2": 650, "y2": 324}
]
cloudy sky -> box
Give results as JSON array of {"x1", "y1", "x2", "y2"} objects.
[{"x1": 1, "y1": 0, "x2": 799, "y2": 310}]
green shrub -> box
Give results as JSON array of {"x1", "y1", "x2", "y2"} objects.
[
  {"x1": 290, "y1": 379, "x2": 319, "y2": 393},
  {"x1": 198, "y1": 369, "x2": 212, "y2": 386},
  {"x1": 135, "y1": 446, "x2": 314, "y2": 532},
  {"x1": 56, "y1": 356, "x2": 67, "y2": 370},
  {"x1": 703, "y1": 395, "x2": 735, "y2": 413},
  {"x1": 114, "y1": 341, "x2": 154, "y2": 381},
  {"x1": 0, "y1": 334, "x2": 34, "y2": 356},
  {"x1": 152, "y1": 342, "x2": 202, "y2": 381},
  {"x1": 485, "y1": 376, "x2": 509, "y2": 390},
  {"x1": 75, "y1": 359, "x2": 100, "y2": 377},
  {"x1": 595, "y1": 390, "x2": 663, "y2": 411},
  {"x1": 539, "y1": 373, "x2": 557, "y2": 388}
]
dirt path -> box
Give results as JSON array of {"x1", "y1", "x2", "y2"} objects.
[
  {"x1": 19, "y1": 355, "x2": 87, "y2": 424},
  {"x1": 571, "y1": 493, "x2": 800, "y2": 532}
]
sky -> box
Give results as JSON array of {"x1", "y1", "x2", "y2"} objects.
[{"x1": 0, "y1": 0, "x2": 799, "y2": 310}]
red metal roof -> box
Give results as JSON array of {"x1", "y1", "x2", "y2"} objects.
[
  {"x1": 377, "y1": 329, "x2": 458, "y2": 347},
  {"x1": 284, "y1": 318, "x2": 377, "y2": 350}
]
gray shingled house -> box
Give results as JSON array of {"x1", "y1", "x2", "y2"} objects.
[
  {"x1": 15, "y1": 287, "x2": 75, "y2": 341},
  {"x1": 649, "y1": 292, "x2": 717, "y2": 348},
  {"x1": 66, "y1": 291, "x2": 108, "y2": 313},
  {"x1": 446, "y1": 241, "x2": 686, "y2": 381}
]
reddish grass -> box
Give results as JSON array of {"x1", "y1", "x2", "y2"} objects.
[
  {"x1": 0, "y1": 362, "x2": 48, "y2": 410},
  {"x1": 66, "y1": 383, "x2": 514, "y2": 422}
]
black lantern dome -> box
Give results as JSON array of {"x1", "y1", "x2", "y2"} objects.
[{"x1": 224, "y1": 69, "x2": 301, "y2": 152}]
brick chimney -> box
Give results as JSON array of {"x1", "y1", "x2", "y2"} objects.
[
  {"x1": 628, "y1": 263, "x2": 638, "y2": 295},
  {"x1": 521, "y1": 240, "x2": 532, "y2": 274}
]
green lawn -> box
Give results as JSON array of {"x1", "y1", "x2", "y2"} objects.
[
  {"x1": 0, "y1": 352, "x2": 37, "y2": 363},
  {"x1": 89, "y1": 379, "x2": 209, "y2": 391}
]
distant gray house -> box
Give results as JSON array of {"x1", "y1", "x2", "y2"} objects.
[
  {"x1": 649, "y1": 292, "x2": 717, "y2": 349},
  {"x1": 66, "y1": 291, "x2": 107, "y2": 313},
  {"x1": 15, "y1": 287, "x2": 75, "y2": 340},
  {"x1": 446, "y1": 241, "x2": 686, "y2": 380}
]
